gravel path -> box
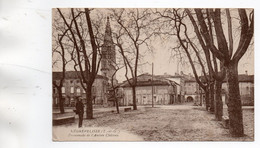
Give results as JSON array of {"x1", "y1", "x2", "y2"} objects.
[{"x1": 53, "y1": 104, "x2": 254, "y2": 141}]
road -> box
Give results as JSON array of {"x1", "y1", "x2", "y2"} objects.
[{"x1": 53, "y1": 103, "x2": 254, "y2": 141}]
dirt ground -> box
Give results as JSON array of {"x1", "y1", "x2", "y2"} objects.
[{"x1": 55, "y1": 104, "x2": 254, "y2": 141}]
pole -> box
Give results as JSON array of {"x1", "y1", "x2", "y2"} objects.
[{"x1": 152, "y1": 63, "x2": 154, "y2": 107}]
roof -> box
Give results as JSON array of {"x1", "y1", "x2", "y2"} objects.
[
  {"x1": 53, "y1": 71, "x2": 108, "y2": 80},
  {"x1": 200, "y1": 74, "x2": 254, "y2": 83},
  {"x1": 157, "y1": 73, "x2": 196, "y2": 82},
  {"x1": 121, "y1": 73, "x2": 176, "y2": 87},
  {"x1": 236, "y1": 75, "x2": 254, "y2": 82}
]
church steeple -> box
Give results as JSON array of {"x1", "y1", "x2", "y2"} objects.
[
  {"x1": 104, "y1": 16, "x2": 113, "y2": 45},
  {"x1": 101, "y1": 16, "x2": 116, "y2": 81}
]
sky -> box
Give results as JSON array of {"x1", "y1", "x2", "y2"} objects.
[
  {"x1": 0, "y1": 1, "x2": 259, "y2": 148},
  {"x1": 52, "y1": 8, "x2": 254, "y2": 83}
]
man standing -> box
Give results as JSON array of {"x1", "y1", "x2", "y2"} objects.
[{"x1": 76, "y1": 97, "x2": 84, "y2": 128}]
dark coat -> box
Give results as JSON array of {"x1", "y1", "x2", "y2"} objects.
[{"x1": 76, "y1": 101, "x2": 84, "y2": 114}]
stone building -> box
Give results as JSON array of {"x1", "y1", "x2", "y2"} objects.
[
  {"x1": 184, "y1": 79, "x2": 200, "y2": 103},
  {"x1": 156, "y1": 73, "x2": 185, "y2": 103},
  {"x1": 52, "y1": 17, "x2": 116, "y2": 107},
  {"x1": 120, "y1": 73, "x2": 177, "y2": 105},
  {"x1": 52, "y1": 72, "x2": 108, "y2": 107},
  {"x1": 157, "y1": 72, "x2": 199, "y2": 103},
  {"x1": 222, "y1": 74, "x2": 254, "y2": 105},
  {"x1": 200, "y1": 73, "x2": 254, "y2": 106},
  {"x1": 101, "y1": 17, "x2": 116, "y2": 84},
  {"x1": 181, "y1": 73, "x2": 200, "y2": 103}
]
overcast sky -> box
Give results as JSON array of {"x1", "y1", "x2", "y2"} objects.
[{"x1": 52, "y1": 8, "x2": 254, "y2": 83}]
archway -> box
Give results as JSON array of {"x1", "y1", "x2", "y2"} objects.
[{"x1": 187, "y1": 96, "x2": 194, "y2": 102}]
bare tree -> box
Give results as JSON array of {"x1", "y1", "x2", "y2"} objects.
[
  {"x1": 154, "y1": 8, "x2": 226, "y2": 120},
  {"x1": 52, "y1": 12, "x2": 74, "y2": 114},
  {"x1": 111, "y1": 8, "x2": 154, "y2": 110},
  {"x1": 56, "y1": 8, "x2": 103, "y2": 119},
  {"x1": 154, "y1": 8, "x2": 212, "y2": 110},
  {"x1": 110, "y1": 63, "x2": 123, "y2": 113},
  {"x1": 186, "y1": 8, "x2": 254, "y2": 136},
  {"x1": 184, "y1": 9, "x2": 227, "y2": 119}
]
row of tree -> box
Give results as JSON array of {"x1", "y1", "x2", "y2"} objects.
[
  {"x1": 52, "y1": 8, "x2": 254, "y2": 137},
  {"x1": 154, "y1": 8, "x2": 253, "y2": 137}
]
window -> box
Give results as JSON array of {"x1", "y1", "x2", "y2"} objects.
[
  {"x1": 70, "y1": 80, "x2": 73, "y2": 83},
  {"x1": 70, "y1": 87, "x2": 74, "y2": 93},
  {"x1": 76, "y1": 88, "x2": 81, "y2": 95},
  {"x1": 61, "y1": 87, "x2": 65, "y2": 93}
]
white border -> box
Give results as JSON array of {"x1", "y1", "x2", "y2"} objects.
[{"x1": 0, "y1": 0, "x2": 259, "y2": 148}]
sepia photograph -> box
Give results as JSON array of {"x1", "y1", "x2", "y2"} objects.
[{"x1": 52, "y1": 8, "x2": 254, "y2": 141}]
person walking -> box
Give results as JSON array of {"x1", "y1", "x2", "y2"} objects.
[{"x1": 75, "y1": 97, "x2": 84, "y2": 128}]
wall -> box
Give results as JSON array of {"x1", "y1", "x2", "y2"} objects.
[
  {"x1": 122, "y1": 85, "x2": 175, "y2": 106},
  {"x1": 53, "y1": 77, "x2": 108, "y2": 107},
  {"x1": 210, "y1": 81, "x2": 253, "y2": 106}
]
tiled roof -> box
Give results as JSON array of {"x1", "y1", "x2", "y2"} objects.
[
  {"x1": 236, "y1": 75, "x2": 254, "y2": 82},
  {"x1": 53, "y1": 71, "x2": 108, "y2": 80},
  {"x1": 121, "y1": 73, "x2": 175, "y2": 87},
  {"x1": 157, "y1": 73, "x2": 196, "y2": 82},
  {"x1": 200, "y1": 74, "x2": 254, "y2": 83}
]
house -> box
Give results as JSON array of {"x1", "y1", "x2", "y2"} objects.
[
  {"x1": 120, "y1": 73, "x2": 177, "y2": 106},
  {"x1": 53, "y1": 71, "x2": 109, "y2": 107},
  {"x1": 200, "y1": 72, "x2": 254, "y2": 106},
  {"x1": 180, "y1": 73, "x2": 200, "y2": 103},
  {"x1": 222, "y1": 74, "x2": 254, "y2": 105},
  {"x1": 184, "y1": 78, "x2": 200, "y2": 103},
  {"x1": 157, "y1": 73, "x2": 185, "y2": 103},
  {"x1": 157, "y1": 72, "x2": 200, "y2": 103},
  {"x1": 52, "y1": 17, "x2": 117, "y2": 107}
]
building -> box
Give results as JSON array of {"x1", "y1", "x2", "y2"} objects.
[
  {"x1": 53, "y1": 72, "x2": 108, "y2": 107},
  {"x1": 200, "y1": 72, "x2": 254, "y2": 106},
  {"x1": 101, "y1": 17, "x2": 116, "y2": 84},
  {"x1": 157, "y1": 72, "x2": 200, "y2": 103},
  {"x1": 52, "y1": 17, "x2": 116, "y2": 107},
  {"x1": 156, "y1": 73, "x2": 184, "y2": 103},
  {"x1": 120, "y1": 73, "x2": 177, "y2": 105},
  {"x1": 222, "y1": 74, "x2": 254, "y2": 106},
  {"x1": 180, "y1": 73, "x2": 200, "y2": 103}
]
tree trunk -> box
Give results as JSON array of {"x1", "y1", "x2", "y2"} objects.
[
  {"x1": 209, "y1": 82, "x2": 215, "y2": 112},
  {"x1": 214, "y1": 80, "x2": 223, "y2": 121},
  {"x1": 58, "y1": 88, "x2": 65, "y2": 114},
  {"x1": 132, "y1": 86, "x2": 137, "y2": 110},
  {"x1": 199, "y1": 89, "x2": 202, "y2": 106},
  {"x1": 86, "y1": 86, "x2": 94, "y2": 119},
  {"x1": 115, "y1": 98, "x2": 120, "y2": 114},
  {"x1": 114, "y1": 91, "x2": 120, "y2": 114},
  {"x1": 226, "y1": 62, "x2": 244, "y2": 137},
  {"x1": 205, "y1": 90, "x2": 210, "y2": 111}
]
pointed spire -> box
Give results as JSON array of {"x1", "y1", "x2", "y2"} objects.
[{"x1": 104, "y1": 16, "x2": 113, "y2": 44}]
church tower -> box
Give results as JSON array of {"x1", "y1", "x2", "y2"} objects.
[{"x1": 101, "y1": 17, "x2": 116, "y2": 82}]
